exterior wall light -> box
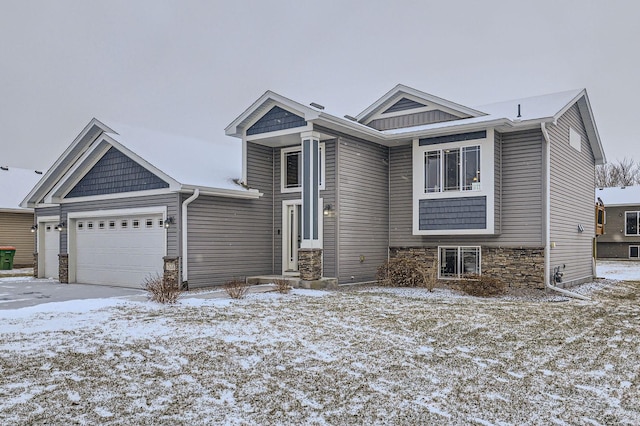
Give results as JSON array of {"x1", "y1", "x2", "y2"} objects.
[
  {"x1": 30, "y1": 224, "x2": 38, "y2": 233},
  {"x1": 323, "y1": 204, "x2": 333, "y2": 217},
  {"x1": 164, "y1": 216, "x2": 175, "y2": 229},
  {"x1": 55, "y1": 221, "x2": 66, "y2": 232}
]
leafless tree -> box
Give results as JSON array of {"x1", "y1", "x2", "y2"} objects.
[{"x1": 595, "y1": 158, "x2": 640, "y2": 188}]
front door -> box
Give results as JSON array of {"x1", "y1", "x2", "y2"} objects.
[{"x1": 284, "y1": 203, "x2": 302, "y2": 273}]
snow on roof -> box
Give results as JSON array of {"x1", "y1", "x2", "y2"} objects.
[
  {"x1": 103, "y1": 122, "x2": 243, "y2": 191},
  {"x1": 381, "y1": 89, "x2": 584, "y2": 136},
  {"x1": 596, "y1": 185, "x2": 640, "y2": 206},
  {"x1": 0, "y1": 167, "x2": 44, "y2": 211}
]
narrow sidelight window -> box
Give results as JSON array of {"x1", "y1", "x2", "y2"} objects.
[
  {"x1": 463, "y1": 146, "x2": 481, "y2": 190},
  {"x1": 626, "y1": 212, "x2": 639, "y2": 235},
  {"x1": 424, "y1": 151, "x2": 441, "y2": 193},
  {"x1": 443, "y1": 149, "x2": 460, "y2": 191}
]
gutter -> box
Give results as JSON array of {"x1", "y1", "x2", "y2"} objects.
[
  {"x1": 181, "y1": 188, "x2": 200, "y2": 286},
  {"x1": 540, "y1": 122, "x2": 590, "y2": 301},
  {"x1": 180, "y1": 185, "x2": 262, "y2": 199}
]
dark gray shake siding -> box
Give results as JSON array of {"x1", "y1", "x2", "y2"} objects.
[
  {"x1": 185, "y1": 142, "x2": 273, "y2": 288},
  {"x1": 337, "y1": 137, "x2": 389, "y2": 283},
  {"x1": 548, "y1": 104, "x2": 596, "y2": 284},
  {"x1": 389, "y1": 129, "x2": 543, "y2": 247}
]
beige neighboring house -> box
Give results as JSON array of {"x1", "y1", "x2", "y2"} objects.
[{"x1": 0, "y1": 167, "x2": 44, "y2": 267}]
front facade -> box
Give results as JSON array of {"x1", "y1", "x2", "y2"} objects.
[
  {"x1": 23, "y1": 84, "x2": 605, "y2": 290},
  {"x1": 596, "y1": 186, "x2": 640, "y2": 259}
]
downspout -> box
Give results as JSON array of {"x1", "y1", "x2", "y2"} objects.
[
  {"x1": 181, "y1": 188, "x2": 200, "y2": 287},
  {"x1": 541, "y1": 123, "x2": 590, "y2": 301}
]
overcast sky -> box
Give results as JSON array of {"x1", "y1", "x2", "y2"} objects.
[{"x1": 1, "y1": 0, "x2": 637, "y2": 170}]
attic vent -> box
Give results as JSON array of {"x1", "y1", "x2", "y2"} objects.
[
  {"x1": 0, "y1": 166, "x2": 8, "y2": 171},
  {"x1": 310, "y1": 102, "x2": 324, "y2": 110},
  {"x1": 344, "y1": 115, "x2": 358, "y2": 121}
]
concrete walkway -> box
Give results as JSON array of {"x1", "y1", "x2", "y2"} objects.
[{"x1": 0, "y1": 276, "x2": 279, "y2": 310}]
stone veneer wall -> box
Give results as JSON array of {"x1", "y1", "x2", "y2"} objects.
[
  {"x1": 33, "y1": 253, "x2": 38, "y2": 278},
  {"x1": 163, "y1": 256, "x2": 181, "y2": 289},
  {"x1": 390, "y1": 246, "x2": 546, "y2": 290},
  {"x1": 298, "y1": 249, "x2": 322, "y2": 281},
  {"x1": 58, "y1": 253, "x2": 69, "y2": 283}
]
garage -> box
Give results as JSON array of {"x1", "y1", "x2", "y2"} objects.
[
  {"x1": 42, "y1": 221, "x2": 60, "y2": 279},
  {"x1": 71, "y1": 213, "x2": 165, "y2": 288}
]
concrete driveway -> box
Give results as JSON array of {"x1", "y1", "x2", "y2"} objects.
[{"x1": 0, "y1": 277, "x2": 147, "y2": 310}]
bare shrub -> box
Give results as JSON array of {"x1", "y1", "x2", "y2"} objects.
[
  {"x1": 224, "y1": 278, "x2": 249, "y2": 299},
  {"x1": 457, "y1": 274, "x2": 507, "y2": 297},
  {"x1": 142, "y1": 274, "x2": 181, "y2": 304},
  {"x1": 424, "y1": 258, "x2": 439, "y2": 292},
  {"x1": 376, "y1": 257, "x2": 429, "y2": 287},
  {"x1": 273, "y1": 278, "x2": 291, "y2": 294}
]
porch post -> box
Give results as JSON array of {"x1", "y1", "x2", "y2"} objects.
[{"x1": 299, "y1": 131, "x2": 322, "y2": 280}]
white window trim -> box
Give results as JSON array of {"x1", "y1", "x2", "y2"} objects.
[
  {"x1": 630, "y1": 245, "x2": 640, "y2": 259},
  {"x1": 412, "y1": 129, "x2": 495, "y2": 235},
  {"x1": 423, "y1": 145, "x2": 482, "y2": 193},
  {"x1": 437, "y1": 246, "x2": 482, "y2": 280},
  {"x1": 625, "y1": 211, "x2": 640, "y2": 236},
  {"x1": 280, "y1": 143, "x2": 326, "y2": 194}
]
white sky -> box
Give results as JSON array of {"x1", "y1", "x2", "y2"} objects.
[{"x1": 1, "y1": 0, "x2": 638, "y2": 170}]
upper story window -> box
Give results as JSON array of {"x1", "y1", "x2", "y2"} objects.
[
  {"x1": 281, "y1": 144, "x2": 325, "y2": 193},
  {"x1": 424, "y1": 145, "x2": 480, "y2": 193},
  {"x1": 626, "y1": 211, "x2": 639, "y2": 235}
]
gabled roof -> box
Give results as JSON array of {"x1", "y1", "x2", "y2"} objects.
[
  {"x1": 22, "y1": 119, "x2": 259, "y2": 207},
  {"x1": 355, "y1": 84, "x2": 486, "y2": 123},
  {"x1": 596, "y1": 186, "x2": 640, "y2": 207},
  {"x1": 225, "y1": 90, "x2": 321, "y2": 138},
  {"x1": 0, "y1": 167, "x2": 44, "y2": 212}
]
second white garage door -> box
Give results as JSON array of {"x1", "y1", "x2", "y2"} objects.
[{"x1": 74, "y1": 215, "x2": 165, "y2": 288}]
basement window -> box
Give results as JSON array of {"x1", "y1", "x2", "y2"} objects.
[
  {"x1": 630, "y1": 246, "x2": 640, "y2": 259},
  {"x1": 439, "y1": 246, "x2": 481, "y2": 279}
]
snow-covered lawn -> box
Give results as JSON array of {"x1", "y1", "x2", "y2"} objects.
[
  {"x1": 597, "y1": 259, "x2": 640, "y2": 281},
  {"x1": 1, "y1": 282, "x2": 639, "y2": 425}
]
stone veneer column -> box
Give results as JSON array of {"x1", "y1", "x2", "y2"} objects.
[
  {"x1": 58, "y1": 253, "x2": 69, "y2": 283},
  {"x1": 163, "y1": 256, "x2": 181, "y2": 289},
  {"x1": 298, "y1": 248, "x2": 322, "y2": 281},
  {"x1": 33, "y1": 253, "x2": 38, "y2": 278}
]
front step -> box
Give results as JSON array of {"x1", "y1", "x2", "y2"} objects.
[{"x1": 246, "y1": 275, "x2": 338, "y2": 290}]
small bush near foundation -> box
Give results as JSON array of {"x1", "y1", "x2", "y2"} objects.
[
  {"x1": 273, "y1": 278, "x2": 291, "y2": 294},
  {"x1": 376, "y1": 257, "x2": 428, "y2": 287},
  {"x1": 224, "y1": 278, "x2": 249, "y2": 299},
  {"x1": 142, "y1": 274, "x2": 181, "y2": 304},
  {"x1": 457, "y1": 274, "x2": 507, "y2": 297},
  {"x1": 424, "y1": 258, "x2": 439, "y2": 292}
]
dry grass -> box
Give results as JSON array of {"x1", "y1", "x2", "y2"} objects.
[
  {"x1": 273, "y1": 278, "x2": 291, "y2": 294},
  {"x1": 1, "y1": 280, "x2": 639, "y2": 424}
]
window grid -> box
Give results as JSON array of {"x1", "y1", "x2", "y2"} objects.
[
  {"x1": 424, "y1": 145, "x2": 481, "y2": 193},
  {"x1": 438, "y1": 246, "x2": 481, "y2": 279}
]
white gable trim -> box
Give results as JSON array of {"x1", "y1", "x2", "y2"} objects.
[
  {"x1": 356, "y1": 84, "x2": 486, "y2": 123},
  {"x1": 225, "y1": 90, "x2": 321, "y2": 138},
  {"x1": 21, "y1": 118, "x2": 113, "y2": 208}
]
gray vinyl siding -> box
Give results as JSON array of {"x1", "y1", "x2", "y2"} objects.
[
  {"x1": 66, "y1": 147, "x2": 168, "y2": 198},
  {"x1": 0, "y1": 212, "x2": 35, "y2": 266},
  {"x1": 388, "y1": 129, "x2": 543, "y2": 247},
  {"x1": 595, "y1": 205, "x2": 640, "y2": 244},
  {"x1": 57, "y1": 193, "x2": 180, "y2": 256},
  {"x1": 597, "y1": 242, "x2": 640, "y2": 259},
  {"x1": 185, "y1": 142, "x2": 273, "y2": 288},
  {"x1": 368, "y1": 109, "x2": 460, "y2": 131},
  {"x1": 337, "y1": 137, "x2": 389, "y2": 283},
  {"x1": 272, "y1": 140, "x2": 337, "y2": 278},
  {"x1": 549, "y1": 104, "x2": 597, "y2": 283}
]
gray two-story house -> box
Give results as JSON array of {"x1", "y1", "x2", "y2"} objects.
[{"x1": 22, "y1": 84, "x2": 605, "y2": 290}]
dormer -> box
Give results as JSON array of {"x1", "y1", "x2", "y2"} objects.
[{"x1": 356, "y1": 84, "x2": 486, "y2": 131}]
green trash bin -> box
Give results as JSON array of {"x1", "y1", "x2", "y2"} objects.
[{"x1": 0, "y1": 246, "x2": 16, "y2": 270}]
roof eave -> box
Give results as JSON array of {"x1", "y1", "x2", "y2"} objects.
[{"x1": 181, "y1": 185, "x2": 262, "y2": 199}]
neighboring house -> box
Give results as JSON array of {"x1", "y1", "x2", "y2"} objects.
[
  {"x1": 596, "y1": 185, "x2": 640, "y2": 260},
  {"x1": 22, "y1": 84, "x2": 605, "y2": 289},
  {"x1": 0, "y1": 167, "x2": 44, "y2": 268}
]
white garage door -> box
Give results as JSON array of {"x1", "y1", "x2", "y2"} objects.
[
  {"x1": 43, "y1": 222, "x2": 60, "y2": 279},
  {"x1": 75, "y1": 215, "x2": 165, "y2": 288}
]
